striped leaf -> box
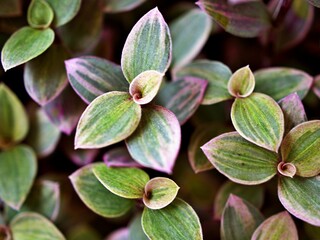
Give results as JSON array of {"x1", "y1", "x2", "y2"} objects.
[
  {"x1": 142, "y1": 198, "x2": 203, "y2": 240},
  {"x1": 75, "y1": 91, "x2": 141, "y2": 149},
  {"x1": 24, "y1": 44, "x2": 69, "y2": 105},
  {"x1": 10, "y1": 212, "x2": 65, "y2": 240},
  {"x1": 175, "y1": 60, "x2": 232, "y2": 105},
  {"x1": 104, "y1": 0, "x2": 146, "y2": 13},
  {"x1": 126, "y1": 105, "x2": 181, "y2": 174},
  {"x1": 221, "y1": 195, "x2": 264, "y2": 240},
  {"x1": 201, "y1": 132, "x2": 278, "y2": 185},
  {"x1": 0, "y1": 84, "x2": 29, "y2": 148},
  {"x1": 27, "y1": 0, "x2": 54, "y2": 29},
  {"x1": 65, "y1": 56, "x2": 128, "y2": 104},
  {"x1": 0, "y1": 145, "x2": 37, "y2": 210},
  {"x1": 170, "y1": 9, "x2": 212, "y2": 70},
  {"x1": 278, "y1": 176, "x2": 320, "y2": 226},
  {"x1": 197, "y1": 0, "x2": 271, "y2": 38},
  {"x1": 1, "y1": 26, "x2": 54, "y2": 71},
  {"x1": 143, "y1": 177, "x2": 180, "y2": 210},
  {"x1": 128, "y1": 214, "x2": 148, "y2": 240},
  {"x1": 214, "y1": 181, "x2": 264, "y2": 219},
  {"x1": 121, "y1": 7, "x2": 172, "y2": 82},
  {"x1": 129, "y1": 70, "x2": 163, "y2": 105},
  {"x1": 252, "y1": 211, "x2": 298, "y2": 240},
  {"x1": 156, "y1": 77, "x2": 207, "y2": 125},
  {"x1": 254, "y1": 67, "x2": 313, "y2": 100},
  {"x1": 228, "y1": 66, "x2": 255, "y2": 98},
  {"x1": 281, "y1": 120, "x2": 320, "y2": 177},
  {"x1": 69, "y1": 163, "x2": 134, "y2": 218},
  {"x1": 231, "y1": 93, "x2": 284, "y2": 152},
  {"x1": 103, "y1": 147, "x2": 142, "y2": 168},
  {"x1": 278, "y1": 93, "x2": 307, "y2": 135},
  {"x1": 93, "y1": 165, "x2": 149, "y2": 199},
  {"x1": 313, "y1": 75, "x2": 320, "y2": 99}
]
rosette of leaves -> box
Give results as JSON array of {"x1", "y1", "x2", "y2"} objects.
[
  {"x1": 201, "y1": 68, "x2": 320, "y2": 226},
  {"x1": 70, "y1": 163, "x2": 203, "y2": 239}
]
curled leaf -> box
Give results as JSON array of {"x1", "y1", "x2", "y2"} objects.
[
  {"x1": 228, "y1": 65, "x2": 255, "y2": 98},
  {"x1": 27, "y1": 0, "x2": 54, "y2": 29},
  {"x1": 277, "y1": 162, "x2": 296, "y2": 178}
]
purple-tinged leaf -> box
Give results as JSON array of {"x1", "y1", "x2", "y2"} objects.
[
  {"x1": 278, "y1": 93, "x2": 307, "y2": 135},
  {"x1": 221, "y1": 194, "x2": 264, "y2": 240},
  {"x1": 121, "y1": 7, "x2": 172, "y2": 82},
  {"x1": 277, "y1": 162, "x2": 296, "y2": 178},
  {"x1": 280, "y1": 120, "x2": 320, "y2": 177},
  {"x1": 126, "y1": 105, "x2": 181, "y2": 174},
  {"x1": 44, "y1": 86, "x2": 86, "y2": 135},
  {"x1": 0, "y1": 0, "x2": 22, "y2": 17},
  {"x1": 103, "y1": 147, "x2": 142, "y2": 168},
  {"x1": 196, "y1": 0, "x2": 271, "y2": 38},
  {"x1": 0, "y1": 225, "x2": 11, "y2": 240},
  {"x1": 228, "y1": 66, "x2": 255, "y2": 98},
  {"x1": 307, "y1": 0, "x2": 320, "y2": 7},
  {"x1": 104, "y1": 0, "x2": 146, "y2": 13},
  {"x1": 278, "y1": 176, "x2": 320, "y2": 226},
  {"x1": 252, "y1": 211, "x2": 298, "y2": 240},
  {"x1": 106, "y1": 228, "x2": 129, "y2": 240},
  {"x1": 202, "y1": 132, "x2": 278, "y2": 185},
  {"x1": 65, "y1": 56, "x2": 128, "y2": 104},
  {"x1": 313, "y1": 75, "x2": 320, "y2": 99},
  {"x1": 156, "y1": 77, "x2": 207, "y2": 125}
]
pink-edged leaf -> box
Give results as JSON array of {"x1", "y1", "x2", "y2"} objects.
[
  {"x1": 65, "y1": 56, "x2": 128, "y2": 104},
  {"x1": 227, "y1": 66, "x2": 255, "y2": 98},
  {"x1": 43, "y1": 86, "x2": 87, "y2": 135},
  {"x1": 313, "y1": 75, "x2": 320, "y2": 99},
  {"x1": 103, "y1": 147, "x2": 142, "y2": 168},
  {"x1": 156, "y1": 77, "x2": 207, "y2": 125},
  {"x1": 278, "y1": 176, "x2": 320, "y2": 226},
  {"x1": 278, "y1": 93, "x2": 307, "y2": 135},
  {"x1": 106, "y1": 228, "x2": 129, "y2": 240},
  {"x1": 126, "y1": 105, "x2": 181, "y2": 174}
]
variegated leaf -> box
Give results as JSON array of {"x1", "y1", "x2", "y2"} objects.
[{"x1": 228, "y1": 65, "x2": 255, "y2": 98}]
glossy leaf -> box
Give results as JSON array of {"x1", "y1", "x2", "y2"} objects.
[
  {"x1": 1, "y1": 27, "x2": 54, "y2": 71},
  {"x1": 254, "y1": 67, "x2": 313, "y2": 100},
  {"x1": 202, "y1": 132, "x2": 278, "y2": 185},
  {"x1": 24, "y1": 44, "x2": 69, "y2": 105},
  {"x1": 142, "y1": 198, "x2": 203, "y2": 240},
  {"x1": 0, "y1": 84, "x2": 29, "y2": 148},
  {"x1": 221, "y1": 195, "x2": 264, "y2": 240},
  {"x1": 197, "y1": 0, "x2": 271, "y2": 38},
  {"x1": 170, "y1": 9, "x2": 212, "y2": 70},
  {"x1": 27, "y1": 0, "x2": 54, "y2": 29},
  {"x1": 65, "y1": 56, "x2": 128, "y2": 104},
  {"x1": 175, "y1": 60, "x2": 232, "y2": 105},
  {"x1": 231, "y1": 93, "x2": 284, "y2": 152},
  {"x1": 214, "y1": 181, "x2": 264, "y2": 219},
  {"x1": 278, "y1": 176, "x2": 320, "y2": 226},
  {"x1": 121, "y1": 7, "x2": 172, "y2": 82},
  {"x1": 126, "y1": 105, "x2": 181, "y2": 174},
  {"x1": 313, "y1": 75, "x2": 320, "y2": 99},
  {"x1": 129, "y1": 70, "x2": 163, "y2": 105},
  {"x1": 75, "y1": 91, "x2": 141, "y2": 149},
  {"x1": 128, "y1": 214, "x2": 148, "y2": 240},
  {"x1": 252, "y1": 211, "x2": 298, "y2": 240},
  {"x1": 93, "y1": 165, "x2": 149, "y2": 199},
  {"x1": 10, "y1": 212, "x2": 65, "y2": 240},
  {"x1": 228, "y1": 66, "x2": 255, "y2": 98},
  {"x1": 103, "y1": 147, "x2": 142, "y2": 168},
  {"x1": 281, "y1": 120, "x2": 320, "y2": 177},
  {"x1": 0, "y1": 145, "x2": 37, "y2": 210},
  {"x1": 69, "y1": 163, "x2": 134, "y2": 218},
  {"x1": 278, "y1": 93, "x2": 307, "y2": 135},
  {"x1": 104, "y1": 0, "x2": 146, "y2": 12},
  {"x1": 0, "y1": 0, "x2": 22, "y2": 17}
]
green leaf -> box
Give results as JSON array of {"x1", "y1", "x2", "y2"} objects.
[
  {"x1": 27, "y1": 0, "x2": 54, "y2": 29},
  {"x1": 228, "y1": 65, "x2": 255, "y2": 98},
  {"x1": 65, "y1": 56, "x2": 129, "y2": 104},
  {"x1": 278, "y1": 176, "x2": 320, "y2": 226},
  {"x1": 313, "y1": 75, "x2": 320, "y2": 99},
  {"x1": 0, "y1": 145, "x2": 37, "y2": 210},
  {"x1": 197, "y1": 0, "x2": 271, "y2": 38},
  {"x1": 252, "y1": 211, "x2": 298, "y2": 240},
  {"x1": 46, "y1": 0, "x2": 81, "y2": 27},
  {"x1": 231, "y1": 93, "x2": 284, "y2": 152},
  {"x1": 0, "y1": 0, "x2": 22, "y2": 17},
  {"x1": 121, "y1": 7, "x2": 172, "y2": 82},
  {"x1": 170, "y1": 9, "x2": 212, "y2": 70},
  {"x1": 93, "y1": 165, "x2": 149, "y2": 199},
  {"x1": 175, "y1": 60, "x2": 232, "y2": 105},
  {"x1": 129, "y1": 70, "x2": 164, "y2": 105},
  {"x1": 128, "y1": 214, "x2": 148, "y2": 240},
  {"x1": 0, "y1": 84, "x2": 29, "y2": 148},
  {"x1": 142, "y1": 198, "x2": 203, "y2": 239},
  {"x1": 69, "y1": 163, "x2": 134, "y2": 218},
  {"x1": 10, "y1": 212, "x2": 65, "y2": 240},
  {"x1": 1, "y1": 27, "x2": 54, "y2": 71},
  {"x1": 201, "y1": 132, "x2": 278, "y2": 185},
  {"x1": 254, "y1": 67, "x2": 313, "y2": 101},
  {"x1": 126, "y1": 105, "x2": 181, "y2": 174},
  {"x1": 214, "y1": 181, "x2": 264, "y2": 219},
  {"x1": 104, "y1": 0, "x2": 146, "y2": 13},
  {"x1": 24, "y1": 44, "x2": 69, "y2": 105},
  {"x1": 221, "y1": 195, "x2": 264, "y2": 240},
  {"x1": 75, "y1": 91, "x2": 141, "y2": 149},
  {"x1": 143, "y1": 177, "x2": 180, "y2": 210},
  {"x1": 280, "y1": 120, "x2": 320, "y2": 177}
]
